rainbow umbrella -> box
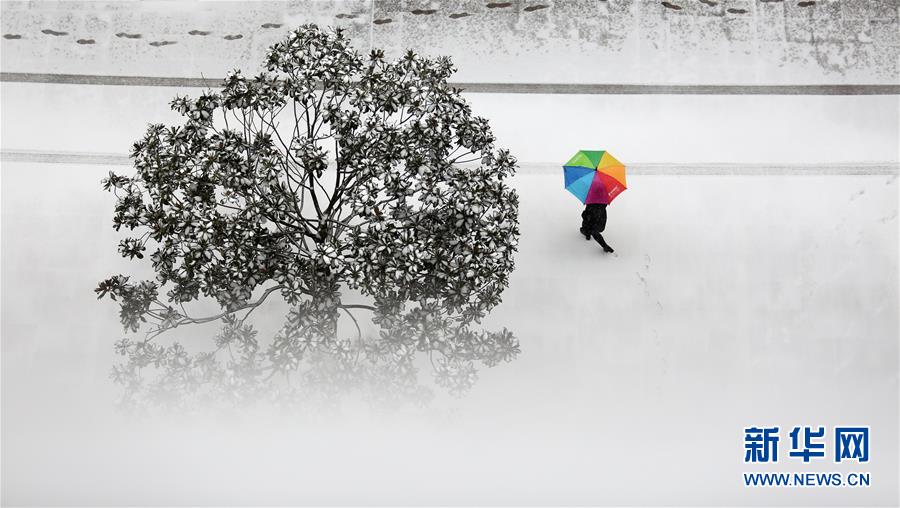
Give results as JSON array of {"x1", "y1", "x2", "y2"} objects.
[{"x1": 563, "y1": 150, "x2": 627, "y2": 204}]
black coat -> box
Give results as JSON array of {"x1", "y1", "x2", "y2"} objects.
[
  {"x1": 581, "y1": 203, "x2": 607, "y2": 233},
  {"x1": 580, "y1": 203, "x2": 614, "y2": 252}
]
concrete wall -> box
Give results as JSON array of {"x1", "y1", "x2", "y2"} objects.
[{"x1": 2, "y1": 0, "x2": 898, "y2": 84}]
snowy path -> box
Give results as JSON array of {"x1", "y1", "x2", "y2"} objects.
[{"x1": 2, "y1": 163, "x2": 897, "y2": 505}]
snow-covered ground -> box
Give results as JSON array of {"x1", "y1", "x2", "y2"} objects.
[{"x1": 2, "y1": 161, "x2": 897, "y2": 505}]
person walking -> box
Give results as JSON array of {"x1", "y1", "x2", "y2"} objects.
[
  {"x1": 580, "y1": 203, "x2": 614, "y2": 253},
  {"x1": 563, "y1": 150, "x2": 627, "y2": 254}
]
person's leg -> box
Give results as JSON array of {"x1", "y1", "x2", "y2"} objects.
[
  {"x1": 592, "y1": 230, "x2": 614, "y2": 253},
  {"x1": 580, "y1": 217, "x2": 591, "y2": 240}
]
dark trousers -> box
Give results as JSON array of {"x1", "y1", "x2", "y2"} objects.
[{"x1": 583, "y1": 227, "x2": 613, "y2": 251}]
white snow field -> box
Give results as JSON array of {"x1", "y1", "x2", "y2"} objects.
[{"x1": 2, "y1": 161, "x2": 897, "y2": 505}]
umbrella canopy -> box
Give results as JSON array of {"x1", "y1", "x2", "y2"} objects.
[{"x1": 563, "y1": 150, "x2": 627, "y2": 205}]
